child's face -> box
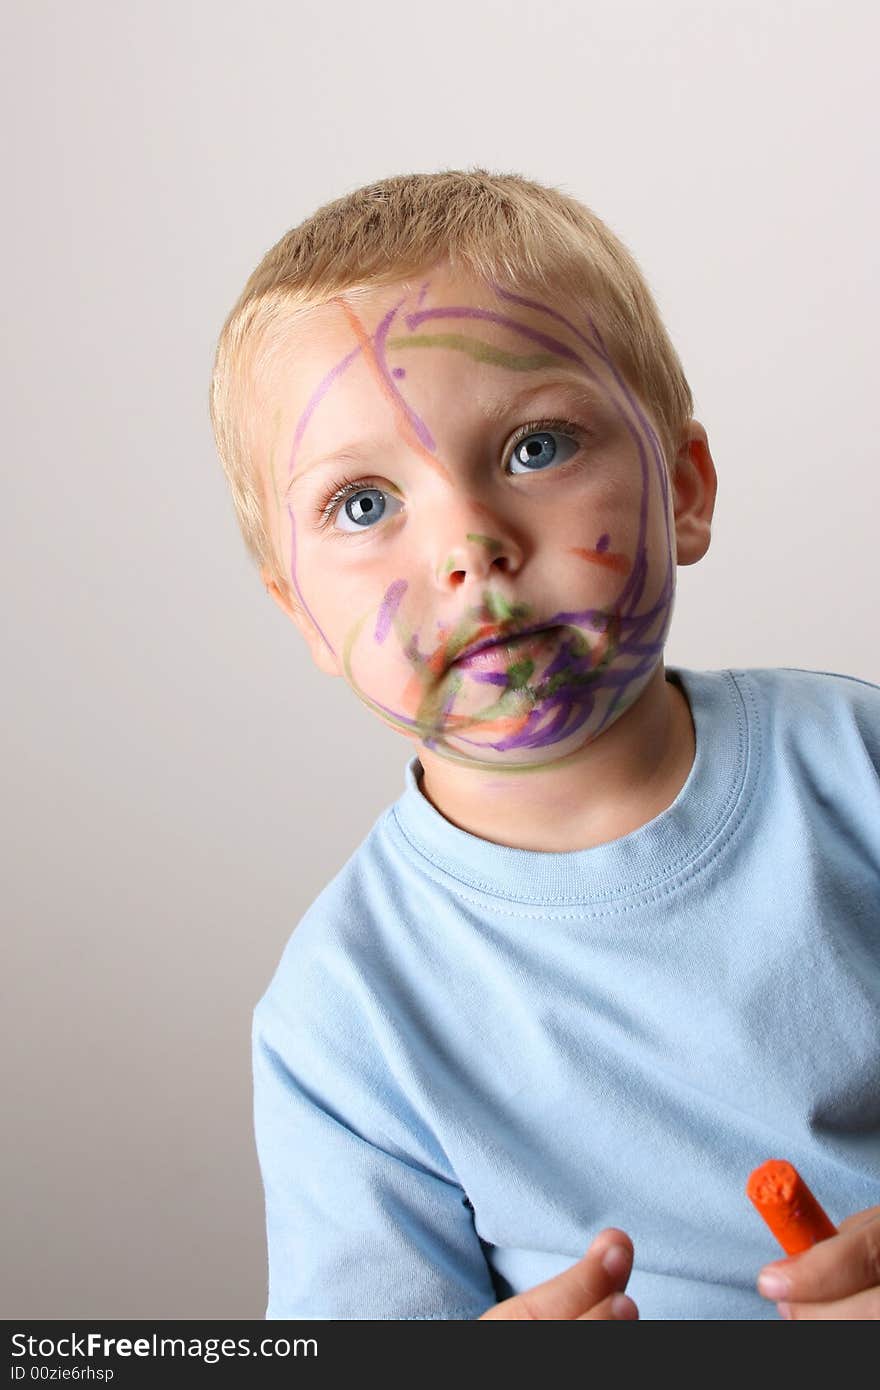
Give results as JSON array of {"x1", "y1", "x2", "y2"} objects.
[{"x1": 260, "y1": 264, "x2": 704, "y2": 771}]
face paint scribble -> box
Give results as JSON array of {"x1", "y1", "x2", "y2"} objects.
[
  {"x1": 275, "y1": 272, "x2": 676, "y2": 773},
  {"x1": 375, "y1": 579, "x2": 408, "y2": 644},
  {"x1": 466, "y1": 534, "x2": 504, "y2": 555}
]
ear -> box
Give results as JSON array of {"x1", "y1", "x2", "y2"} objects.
[
  {"x1": 260, "y1": 564, "x2": 342, "y2": 677},
  {"x1": 670, "y1": 421, "x2": 718, "y2": 566}
]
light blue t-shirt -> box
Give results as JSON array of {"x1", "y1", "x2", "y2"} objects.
[{"x1": 252, "y1": 666, "x2": 880, "y2": 1320}]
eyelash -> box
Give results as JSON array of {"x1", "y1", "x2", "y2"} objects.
[{"x1": 313, "y1": 416, "x2": 590, "y2": 533}]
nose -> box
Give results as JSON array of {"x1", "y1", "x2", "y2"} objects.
[{"x1": 438, "y1": 526, "x2": 524, "y2": 590}]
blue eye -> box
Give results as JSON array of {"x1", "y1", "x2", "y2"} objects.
[
  {"x1": 337, "y1": 487, "x2": 400, "y2": 532},
  {"x1": 316, "y1": 478, "x2": 403, "y2": 534},
  {"x1": 507, "y1": 428, "x2": 579, "y2": 474}
]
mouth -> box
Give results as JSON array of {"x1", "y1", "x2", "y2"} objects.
[{"x1": 451, "y1": 624, "x2": 559, "y2": 670}]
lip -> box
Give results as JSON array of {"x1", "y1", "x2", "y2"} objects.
[{"x1": 452, "y1": 625, "x2": 559, "y2": 669}]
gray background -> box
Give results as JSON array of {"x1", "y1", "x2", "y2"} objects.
[{"x1": 3, "y1": 0, "x2": 878, "y2": 1318}]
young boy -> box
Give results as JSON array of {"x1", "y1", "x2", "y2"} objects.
[{"x1": 209, "y1": 170, "x2": 880, "y2": 1320}]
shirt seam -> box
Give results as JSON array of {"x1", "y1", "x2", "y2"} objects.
[{"x1": 384, "y1": 669, "x2": 758, "y2": 909}]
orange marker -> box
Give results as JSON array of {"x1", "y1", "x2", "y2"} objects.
[{"x1": 746, "y1": 1159, "x2": 838, "y2": 1255}]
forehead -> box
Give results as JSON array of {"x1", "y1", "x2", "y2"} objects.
[{"x1": 266, "y1": 265, "x2": 595, "y2": 404}]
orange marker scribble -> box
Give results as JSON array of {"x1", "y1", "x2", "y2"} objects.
[
  {"x1": 330, "y1": 297, "x2": 451, "y2": 485},
  {"x1": 443, "y1": 710, "x2": 533, "y2": 737},
  {"x1": 569, "y1": 545, "x2": 631, "y2": 575},
  {"x1": 400, "y1": 673, "x2": 422, "y2": 717},
  {"x1": 400, "y1": 622, "x2": 503, "y2": 712},
  {"x1": 426, "y1": 627, "x2": 459, "y2": 678},
  {"x1": 746, "y1": 1159, "x2": 837, "y2": 1256},
  {"x1": 399, "y1": 620, "x2": 547, "y2": 741}
]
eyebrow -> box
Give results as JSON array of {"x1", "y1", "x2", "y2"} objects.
[{"x1": 285, "y1": 374, "x2": 606, "y2": 494}]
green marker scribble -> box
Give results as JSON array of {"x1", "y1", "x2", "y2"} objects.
[
  {"x1": 483, "y1": 591, "x2": 527, "y2": 624},
  {"x1": 466, "y1": 533, "x2": 503, "y2": 554},
  {"x1": 386, "y1": 334, "x2": 565, "y2": 374},
  {"x1": 341, "y1": 611, "x2": 417, "y2": 736},
  {"x1": 506, "y1": 659, "x2": 535, "y2": 690},
  {"x1": 440, "y1": 596, "x2": 528, "y2": 664},
  {"x1": 443, "y1": 540, "x2": 502, "y2": 579}
]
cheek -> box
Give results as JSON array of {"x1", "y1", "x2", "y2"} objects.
[
  {"x1": 339, "y1": 584, "x2": 421, "y2": 672},
  {"x1": 557, "y1": 480, "x2": 639, "y2": 549},
  {"x1": 565, "y1": 465, "x2": 637, "y2": 520}
]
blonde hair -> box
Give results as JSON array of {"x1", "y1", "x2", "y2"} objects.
[{"x1": 209, "y1": 168, "x2": 694, "y2": 595}]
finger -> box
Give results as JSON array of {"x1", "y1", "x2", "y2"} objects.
[
  {"x1": 482, "y1": 1228, "x2": 634, "y2": 1320},
  {"x1": 781, "y1": 1286, "x2": 880, "y2": 1320},
  {"x1": 516, "y1": 1229, "x2": 634, "y2": 1321},
  {"x1": 758, "y1": 1213, "x2": 880, "y2": 1304},
  {"x1": 578, "y1": 1292, "x2": 639, "y2": 1321},
  {"x1": 837, "y1": 1205, "x2": 880, "y2": 1234}
]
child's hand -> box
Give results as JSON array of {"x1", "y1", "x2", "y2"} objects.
[
  {"x1": 478, "y1": 1228, "x2": 638, "y2": 1319},
  {"x1": 757, "y1": 1205, "x2": 880, "y2": 1319}
]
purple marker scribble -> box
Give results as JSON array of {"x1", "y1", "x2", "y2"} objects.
[
  {"x1": 490, "y1": 278, "x2": 608, "y2": 358},
  {"x1": 487, "y1": 283, "x2": 670, "y2": 561},
  {"x1": 373, "y1": 300, "x2": 436, "y2": 450},
  {"x1": 470, "y1": 671, "x2": 510, "y2": 686},
  {"x1": 423, "y1": 681, "x2": 459, "y2": 752},
  {"x1": 596, "y1": 533, "x2": 610, "y2": 553},
  {"x1": 497, "y1": 282, "x2": 672, "y2": 561},
  {"x1": 286, "y1": 344, "x2": 360, "y2": 481},
  {"x1": 285, "y1": 503, "x2": 336, "y2": 657},
  {"x1": 485, "y1": 279, "x2": 678, "y2": 742},
  {"x1": 286, "y1": 296, "x2": 431, "y2": 483},
  {"x1": 451, "y1": 579, "x2": 674, "y2": 753},
  {"x1": 375, "y1": 579, "x2": 408, "y2": 644}
]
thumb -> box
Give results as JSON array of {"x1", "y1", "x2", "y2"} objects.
[{"x1": 479, "y1": 1228, "x2": 635, "y2": 1320}]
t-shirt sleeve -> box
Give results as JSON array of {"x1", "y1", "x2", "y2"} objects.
[{"x1": 251, "y1": 958, "x2": 498, "y2": 1320}]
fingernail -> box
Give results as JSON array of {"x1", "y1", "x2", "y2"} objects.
[
  {"x1": 757, "y1": 1270, "x2": 791, "y2": 1299},
  {"x1": 601, "y1": 1245, "x2": 630, "y2": 1281},
  {"x1": 611, "y1": 1293, "x2": 638, "y2": 1319}
]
